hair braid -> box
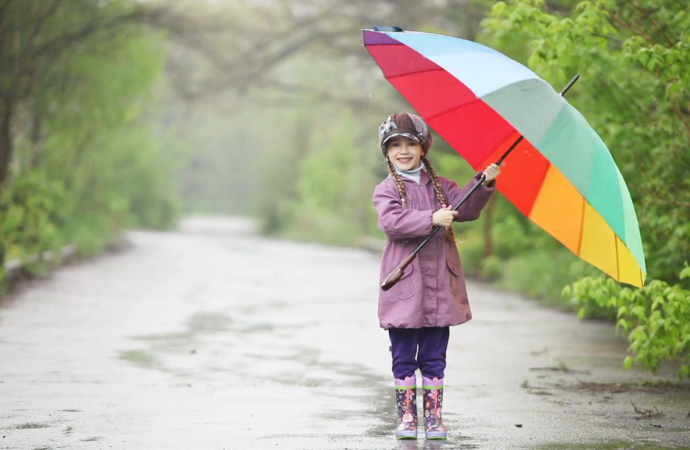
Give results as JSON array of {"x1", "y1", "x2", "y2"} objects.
[
  {"x1": 386, "y1": 157, "x2": 408, "y2": 209},
  {"x1": 423, "y1": 156, "x2": 456, "y2": 243}
]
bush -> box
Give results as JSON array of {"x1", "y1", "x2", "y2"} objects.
[{"x1": 564, "y1": 266, "x2": 690, "y2": 378}]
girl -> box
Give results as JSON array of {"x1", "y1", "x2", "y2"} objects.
[{"x1": 372, "y1": 113, "x2": 500, "y2": 440}]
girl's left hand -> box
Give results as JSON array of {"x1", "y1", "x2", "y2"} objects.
[{"x1": 482, "y1": 163, "x2": 501, "y2": 185}]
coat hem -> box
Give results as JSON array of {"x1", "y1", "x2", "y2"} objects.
[{"x1": 379, "y1": 317, "x2": 472, "y2": 330}]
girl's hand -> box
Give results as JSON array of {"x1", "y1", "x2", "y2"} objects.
[
  {"x1": 432, "y1": 205, "x2": 458, "y2": 228},
  {"x1": 482, "y1": 163, "x2": 501, "y2": 185}
]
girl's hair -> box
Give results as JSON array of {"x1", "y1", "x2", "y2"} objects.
[
  {"x1": 423, "y1": 156, "x2": 456, "y2": 243},
  {"x1": 385, "y1": 157, "x2": 408, "y2": 209},
  {"x1": 383, "y1": 150, "x2": 456, "y2": 242}
]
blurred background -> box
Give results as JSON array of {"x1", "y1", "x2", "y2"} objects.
[{"x1": 1, "y1": 0, "x2": 688, "y2": 316}]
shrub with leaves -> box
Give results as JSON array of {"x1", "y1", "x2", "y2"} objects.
[
  {"x1": 484, "y1": 0, "x2": 690, "y2": 285},
  {"x1": 564, "y1": 266, "x2": 690, "y2": 378},
  {"x1": 0, "y1": 1, "x2": 179, "y2": 285}
]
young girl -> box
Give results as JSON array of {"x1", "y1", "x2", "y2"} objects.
[{"x1": 372, "y1": 113, "x2": 500, "y2": 440}]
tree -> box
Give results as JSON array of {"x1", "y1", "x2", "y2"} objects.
[
  {"x1": 484, "y1": 0, "x2": 690, "y2": 284},
  {"x1": 484, "y1": 0, "x2": 690, "y2": 376},
  {"x1": 0, "y1": 1, "x2": 178, "y2": 280}
]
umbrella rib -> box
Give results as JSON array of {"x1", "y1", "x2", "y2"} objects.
[
  {"x1": 424, "y1": 97, "x2": 485, "y2": 123},
  {"x1": 577, "y1": 197, "x2": 586, "y2": 256},
  {"x1": 614, "y1": 234, "x2": 620, "y2": 283},
  {"x1": 422, "y1": 76, "x2": 557, "y2": 124},
  {"x1": 385, "y1": 68, "x2": 445, "y2": 81}
]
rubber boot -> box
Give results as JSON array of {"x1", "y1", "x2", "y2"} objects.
[
  {"x1": 394, "y1": 375, "x2": 418, "y2": 439},
  {"x1": 422, "y1": 376, "x2": 447, "y2": 440}
]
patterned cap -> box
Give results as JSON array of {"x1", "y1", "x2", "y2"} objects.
[{"x1": 379, "y1": 113, "x2": 432, "y2": 155}]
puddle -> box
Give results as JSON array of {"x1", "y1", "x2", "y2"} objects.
[
  {"x1": 118, "y1": 349, "x2": 165, "y2": 371},
  {"x1": 121, "y1": 311, "x2": 236, "y2": 370},
  {"x1": 186, "y1": 312, "x2": 231, "y2": 334},
  {"x1": 132, "y1": 312, "x2": 233, "y2": 344},
  {"x1": 134, "y1": 332, "x2": 191, "y2": 342}
]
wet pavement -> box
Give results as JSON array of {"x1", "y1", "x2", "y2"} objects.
[{"x1": 1, "y1": 216, "x2": 689, "y2": 450}]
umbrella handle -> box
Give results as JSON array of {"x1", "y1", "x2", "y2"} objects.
[
  {"x1": 381, "y1": 253, "x2": 417, "y2": 291},
  {"x1": 380, "y1": 75, "x2": 581, "y2": 291},
  {"x1": 381, "y1": 177, "x2": 487, "y2": 291}
]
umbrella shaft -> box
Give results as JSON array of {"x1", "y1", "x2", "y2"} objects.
[
  {"x1": 560, "y1": 74, "x2": 580, "y2": 96},
  {"x1": 411, "y1": 74, "x2": 581, "y2": 257},
  {"x1": 412, "y1": 173, "x2": 488, "y2": 256}
]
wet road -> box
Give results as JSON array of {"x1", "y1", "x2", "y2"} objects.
[{"x1": 1, "y1": 217, "x2": 689, "y2": 450}]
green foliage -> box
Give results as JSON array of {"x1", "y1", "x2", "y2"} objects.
[
  {"x1": 483, "y1": 0, "x2": 690, "y2": 285},
  {"x1": 565, "y1": 265, "x2": 690, "y2": 378},
  {"x1": 479, "y1": 0, "x2": 690, "y2": 375},
  {"x1": 286, "y1": 111, "x2": 379, "y2": 245},
  {"x1": 247, "y1": 51, "x2": 387, "y2": 245},
  {"x1": 0, "y1": 1, "x2": 179, "y2": 279},
  {"x1": 1, "y1": 172, "x2": 68, "y2": 261}
]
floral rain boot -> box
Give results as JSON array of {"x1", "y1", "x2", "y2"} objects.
[
  {"x1": 394, "y1": 375, "x2": 418, "y2": 439},
  {"x1": 422, "y1": 376, "x2": 447, "y2": 440}
]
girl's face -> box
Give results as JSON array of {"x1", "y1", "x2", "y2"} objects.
[{"x1": 386, "y1": 137, "x2": 423, "y2": 171}]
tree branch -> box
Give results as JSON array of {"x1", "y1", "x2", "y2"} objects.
[
  {"x1": 638, "y1": 186, "x2": 690, "y2": 207},
  {"x1": 233, "y1": 28, "x2": 346, "y2": 91},
  {"x1": 25, "y1": 0, "x2": 63, "y2": 54},
  {"x1": 591, "y1": 33, "x2": 624, "y2": 43},
  {"x1": 256, "y1": 79, "x2": 376, "y2": 110},
  {"x1": 672, "y1": 94, "x2": 690, "y2": 142},
  {"x1": 13, "y1": 0, "x2": 63, "y2": 85},
  {"x1": 627, "y1": 0, "x2": 676, "y2": 46},
  {"x1": 4, "y1": 9, "x2": 145, "y2": 64},
  {"x1": 610, "y1": 13, "x2": 658, "y2": 45}
]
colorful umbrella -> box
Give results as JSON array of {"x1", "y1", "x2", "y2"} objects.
[{"x1": 364, "y1": 28, "x2": 646, "y2": 287}]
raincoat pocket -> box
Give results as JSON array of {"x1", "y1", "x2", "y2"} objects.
[
  {"x1": 394, "y1": 261, "x2": 419, "y2": 300},
  {"x1": 446, "y1": 260, "x2": 459, "y2": 294}
]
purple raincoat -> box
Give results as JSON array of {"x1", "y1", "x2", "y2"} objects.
[{"x1": 372, "y1": 171, "x2": 495, "y2": 329}]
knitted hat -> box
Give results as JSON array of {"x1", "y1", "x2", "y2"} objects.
[{"x1": 378, "y1": 113, "x2": 432, "y2": 155}]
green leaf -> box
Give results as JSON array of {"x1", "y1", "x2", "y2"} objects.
[
  {"x1": 680, "y1": 266, "x2": 690, "y2": 280},
  {"x1": 623, "y1": 356, "x2": 633, "y2": 370}
]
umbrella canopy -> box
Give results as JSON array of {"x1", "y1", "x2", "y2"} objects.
[{"x1": 364, "y1": 29, "x2": 646, "y2": 287}]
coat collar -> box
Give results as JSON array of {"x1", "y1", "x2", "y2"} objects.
[{"x1": 387, "y1": 169, "x2": 432, "y2": 186}]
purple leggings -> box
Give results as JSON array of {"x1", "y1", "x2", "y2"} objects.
[{"x1": 388, "y1": 327, "x2": 450, "y2": 380}]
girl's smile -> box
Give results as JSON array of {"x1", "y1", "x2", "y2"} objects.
[{"x1": 386, "y1": 136, "x2": 423, "y2": 171}]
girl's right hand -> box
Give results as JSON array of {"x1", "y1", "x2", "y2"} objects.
[{"x1": 432, "y1": 206, "x2": 458, "y2": 227}]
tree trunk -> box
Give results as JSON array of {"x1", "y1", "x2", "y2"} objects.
[{"x1": 0, "y1": 98, "x2": 12, "y2": 186}]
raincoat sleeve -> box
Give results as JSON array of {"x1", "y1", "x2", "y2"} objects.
[
  {"x1": 373, "y1": 182, "x2": 434, "y2": 240},
  {"x1": 443, "y1": 174, "x2": 495, "y2": 222}
]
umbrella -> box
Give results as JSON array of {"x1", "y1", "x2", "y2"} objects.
[{"x1": 364, "y1": 27, "x2": 646, "y2": 288}]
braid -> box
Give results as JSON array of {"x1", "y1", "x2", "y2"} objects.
[
  {"x1": 423, "y1": 156, "x2": 448, "y2": 206},
  {"x1": 386, "y1": 157, "x2": 408, "y2": 209},
  {"x1": 423, "y1": 156, "x2": 456, "y2": 243}
]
